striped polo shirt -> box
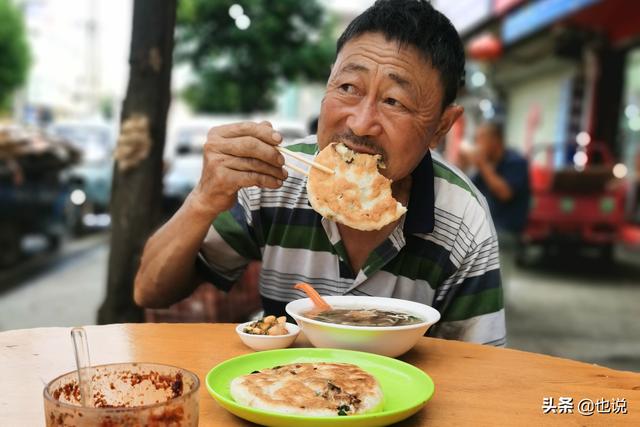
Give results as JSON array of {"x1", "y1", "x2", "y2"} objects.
[{"x1": 198, "y1": 136, "x2": 505, "y2": 346}]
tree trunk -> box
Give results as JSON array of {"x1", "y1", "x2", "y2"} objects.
[{"x1": 98, "y1": 0, "x2": 176, "y2": 324}]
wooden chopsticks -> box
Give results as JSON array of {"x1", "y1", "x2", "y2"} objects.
[{"x1": 276, "y1": 146, "x2": 334, "y2": 176}]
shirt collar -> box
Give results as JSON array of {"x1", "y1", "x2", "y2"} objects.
[{"x1": 403, "y1": 150, "x2": 435, "y2": 235}]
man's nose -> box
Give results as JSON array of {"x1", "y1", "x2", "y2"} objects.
[{"x1": 345, "y1": 97, "x2": 383, "y2": 137}]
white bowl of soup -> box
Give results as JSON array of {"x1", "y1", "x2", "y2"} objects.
[{"x1": 285, "y1": 296, "x2": 441, "y2": 357}]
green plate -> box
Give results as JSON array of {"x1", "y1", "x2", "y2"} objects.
[{"x1": 205, "y1": 348, "x2": 434, "y2": 427}]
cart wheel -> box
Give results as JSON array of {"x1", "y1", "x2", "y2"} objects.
[
  {"x1": 515, "y1": 242, "x2": 528, "y2": 267},
  {"x1": 600, "y1": 244, "x2": 614, "y2": 264},
  {"x1": 47, "y1": 234, "x2": 62, "y2": 252},
  {"x1": 0, "y1": 223, "x2": 22, "y2": 268}
]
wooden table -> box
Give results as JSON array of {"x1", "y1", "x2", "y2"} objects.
[{"x1": 1, "y1": 324, "x2": 638, "y2": 426}]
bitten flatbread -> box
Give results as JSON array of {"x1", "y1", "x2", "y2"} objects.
[
  {"x1": 306, "y1": 142, "x2": 407, "y2": 230},
  {"x1": 230, "y1": 362, "x2": 383, "y2": 416}
]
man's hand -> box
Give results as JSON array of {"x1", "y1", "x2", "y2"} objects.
[
  {"x1": 473, "y1": 147, "x2": 514, "y2": 203},
  {"x1": 189, "y1": 121, "x2": 288, "y2": 216},
  {"x1": 469, "y1": 145, "x2": 490, "y2": 169}
]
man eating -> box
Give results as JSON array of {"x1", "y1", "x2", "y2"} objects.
[{"x1": 134, "y1": 0, "x2": 505, "y2": 346}]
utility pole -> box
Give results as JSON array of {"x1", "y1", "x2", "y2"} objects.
[{"x1": 98, "y1": 0, "x2": 177, "y2": 324}]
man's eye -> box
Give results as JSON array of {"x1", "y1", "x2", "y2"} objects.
[
  {"x1": 339, "y1": 84, "x2": 355, "y2": 94},
  {"x1": 384, "y1": 97, "x2": 402, "y2": 107}
]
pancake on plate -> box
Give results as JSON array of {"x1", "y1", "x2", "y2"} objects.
[
  {"x1": 230, "y1": 362, "x2": 383, "y2": 416},
  {"x1": 306, "y1": 142, "x2": 407, "y2": 231}
]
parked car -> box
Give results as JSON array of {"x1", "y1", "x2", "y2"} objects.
[{"x1": 49, "y1": 121, "x2": 115, "y2": 234}]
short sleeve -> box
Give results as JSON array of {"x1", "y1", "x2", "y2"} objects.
[{"x1": 197, "y1": 188, "x2": 262, "y2": 291}]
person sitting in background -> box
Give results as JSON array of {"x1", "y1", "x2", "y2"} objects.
[
  {"x1": 471, "y1": 121, "x2": 530, "y2": 278},
  {"x1": 472, "y1": 121, "x2": 530, "y2": 235},
  {"x1": 134, "y1": 0, "x2": 506, "y2": 346}
]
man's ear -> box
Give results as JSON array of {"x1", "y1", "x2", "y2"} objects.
[{"x1": 429, "y1": 104, "x2": 464, "y2": 149}]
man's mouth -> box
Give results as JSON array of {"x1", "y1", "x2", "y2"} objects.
[{"x1": 340, "y1": 141, "x2": 380, "y2": 156}]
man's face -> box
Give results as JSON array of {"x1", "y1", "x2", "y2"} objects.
[
  {"x1": 317, "y1": 32, "x2": 461, "y2": 182},
  {"x1": 474, "y1": 125, "x2": 501, "y2": 163}
]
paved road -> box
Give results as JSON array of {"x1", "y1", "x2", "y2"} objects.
[
  {"x1": 506, "y1": 248, "x2": 640, "y2": 372},
  {"x1": 0, "y1": 236, "x2": 638, "y2": 372},
  {"x1": 0, "y1": 233, "x2": 108, "y2": 331}
]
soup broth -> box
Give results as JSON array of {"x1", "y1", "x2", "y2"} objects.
[{"x1": 305, "y1": 308, "x2": 423, "y2": 327}]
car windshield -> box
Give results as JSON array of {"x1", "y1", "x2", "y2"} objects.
[
  {"x1": 53, "y1": 125, "x2": 112, "y2": 164},
  {"x1": 175, "y1": 128, "x2": 208, "y2": 155},
  {"x1": 172, "y1": 124, "x2": 305, "y2": 156}
]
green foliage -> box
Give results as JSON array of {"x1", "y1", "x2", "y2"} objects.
[
  {"x1": 0, "y1": 0, "x2": 30, "y2": 111},
  {"x1": 176, "y1": 0, "x2": 335, "y2": 113}
]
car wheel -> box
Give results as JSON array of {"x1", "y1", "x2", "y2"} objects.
[{"x1": 0, "y1": 223, "x2": 22, "y2": 268}]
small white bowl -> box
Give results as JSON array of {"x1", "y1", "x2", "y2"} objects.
[
  {"x1": 286, "y1": 296, "x2": 441, "y2": 357},
  {"x1": 235, "y1": 321, "x2": 301, "y2": 351}
]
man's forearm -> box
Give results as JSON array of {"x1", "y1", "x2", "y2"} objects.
[
  {"x1": 133, "y1": 192, "x2": 223, "y2": 308},
  {"x1": 133, "y1": 120, "x2": 286, "y2": 307}
]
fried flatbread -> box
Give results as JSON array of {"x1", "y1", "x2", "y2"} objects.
[
  {"x1": 230, "y1": 362, "x2": 383, "y2": 416},
  {"x1": 306, "y1": 142, "x2": 407, "y2": 231}
]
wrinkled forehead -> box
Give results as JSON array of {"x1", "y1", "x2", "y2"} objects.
[{"x1": 334, "y1": 32, "x2": 434, "y2": 75}]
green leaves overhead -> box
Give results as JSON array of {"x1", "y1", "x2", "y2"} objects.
[
  {"x1": 0, "y1": 0, "x2": 30, "y2": 111},
  {"x1": 176, "y1": 0, "x2": 335, "y2": 113}
]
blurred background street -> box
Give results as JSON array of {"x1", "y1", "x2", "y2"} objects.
[{"x1": 1, "y1": 0, "x2": 639, "y2": 374}]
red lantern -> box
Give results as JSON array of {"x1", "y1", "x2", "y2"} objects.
[{"x1": 467, "y1": 33, "x2": 503, "y2": 61}]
